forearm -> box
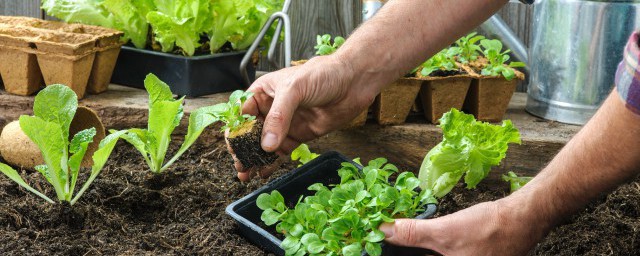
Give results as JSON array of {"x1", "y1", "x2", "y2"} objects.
[
  {"x1": 506, "y1": 91, "x2": 640, "y2": 235},
  {"x1": 333, "y1": 0, "x2": 508, "y2": 95}
]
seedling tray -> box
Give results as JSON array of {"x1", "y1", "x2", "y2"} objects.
[
  {"x1": 226, "y1": 151, "x2": 437, "y2": 256},
  {"x1": 111, "y1": 46, "x2": 255, "y2": 97}
]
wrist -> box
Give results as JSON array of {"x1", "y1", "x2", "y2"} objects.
[{"x1": 495, "y1": 191, "x2": 555, "y2": 244}]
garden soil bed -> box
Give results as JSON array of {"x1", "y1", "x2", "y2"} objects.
[{"x1": 1, "y1": 136, "x2": 639, "y2": 255}]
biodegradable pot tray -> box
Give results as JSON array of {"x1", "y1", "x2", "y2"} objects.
[
  {"x1": 111, "y1": 46, "x2": 255, "y2": 97},
  {"x1": 463, "y1": 70, "x2": 524, "y2": 122},
  {"x1": 374, "y1": 77, "x2": 422, "y2": 125},
  {"x1": 419, "y1": 74, "x2": 473, "y2": 124},
  {"x1": 226, "y1": 151, "x2": 437, "y2": 256}
]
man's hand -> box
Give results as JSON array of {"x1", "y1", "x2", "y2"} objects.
[
  {"x1": 231, "y1": 55, "x2": 378, "y2": 181},
  {"x1": 379, "y1": 198, "x2": 548, "y2": 255}
]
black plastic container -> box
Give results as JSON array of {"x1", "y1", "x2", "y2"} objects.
[
  {"x1": 226, "y1": 151, "x2": 438, "y2": 256},
  {"x1": 111, "y1": 46, "x2": 255, "y2": 97}
]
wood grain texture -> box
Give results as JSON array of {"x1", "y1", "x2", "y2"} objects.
[{"x1": 0, "y1": 0, "x2": 42, "y2": 18}]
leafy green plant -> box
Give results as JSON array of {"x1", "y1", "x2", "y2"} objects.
[
  {"x1": 418, "y1": 109, "x2": 521, "y2": 198},
  {"x1": 416, "y1": 47, "x2": 460, "y2": 77},
  {"x1": 115, "y1": 74, "x2": 222, "y2": 174},
  {"x1": 207, "y1": 90, "x2": 255, "y2": 132},
  {"x1": 502, "y1": 171, "x2": 532, "y2": 193},
  {"x1": 0, "y1": 85, "x2": 124, "y2": 205},
  {"x1": 451, "y1": 32, "x2": 485, "y2": 64},
  {"x1": 42, "y1": 0, "x2": 284, "y2": 55},
  {"x1": 258, "y1": 158, "x2": 436, "y2": 256},
  {"x1": 291, "y1": 144, "x2": 319, "y2": 167},
  {"x1": 479, "y1": 39, "x2": 526, "y2": 81},
  {"x1": 314, "y1": 34, "x2": 346, "y2": 56}
]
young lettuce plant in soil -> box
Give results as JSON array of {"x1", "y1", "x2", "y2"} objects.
[
  {"x1": 478, "y1": 39, "x2": 526, "y2": 81},
  {"x1": 0, "y1": 85, "x2": 124, "y2": 205},
  {"x1": 258, "y1": 158, "x2": 437, "y2": 256},
  {"x1": 418, "y1": 109, "x2": 521, "y2": 198},
  {"x1": 212, "y1": 90, "x2": 278, "y2": 169},
  {"x1": 290, "y1": 143, "x2": 319, "y2": 167},
  {"x1": 415, "y1": 47, "x2": 462, "y2": 77},
  {"x1": 115, "y1": 73, "x2": 221, "y2": 173},
  {"x1": 502, "y1": 171, "x2": 533, "y2": 193}
]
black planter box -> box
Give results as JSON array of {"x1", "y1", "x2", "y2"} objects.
[
  {"x1": 111, "y1": 46, "x2": 255, "y2": 97},
  {"x1": 226, "y1": 151, "x2": 437, "y2": 256}
]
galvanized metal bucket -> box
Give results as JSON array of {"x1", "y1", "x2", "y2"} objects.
[{"x1": 525, "y1": 0, "x2": 640, "y2": 124}]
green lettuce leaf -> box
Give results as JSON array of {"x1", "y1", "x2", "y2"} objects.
[
  {"x1": 102, "y1": 0, "x2": 152, "y2": 49},
  {"x1": 0, "y1": 163, "x2": 55, "y2": 204},
  {"x1": 68, "y1": 127, "x2": 96, "y2": 197},
  {"x1": 418, "y1": 109, "x2": 521, "y2": 198},
  {"x1": 41, "y1": 0, "x2": 114, "y2": 28}
]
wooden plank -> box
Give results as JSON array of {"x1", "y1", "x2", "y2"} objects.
[{"x1": 0, "y1": 0, "x2": 42, "y2": 18}]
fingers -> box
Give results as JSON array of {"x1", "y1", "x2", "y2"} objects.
[
  {"x1": 261, "y1": 88, "x2": 301, "y2": 152},
  {"x1": 379, "y1": 219, "x2": 443, "y2": 253}
]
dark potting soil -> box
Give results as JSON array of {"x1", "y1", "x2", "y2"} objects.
[
  {"x1": 429, "y1": 69, "x2": 465, "y2": 77},
  {"x1": 1, "y1": 136, "x2": 639, "y2": 255},
  {"x1": 0, "y1": 138, "x2": 289, "y2": 255}
]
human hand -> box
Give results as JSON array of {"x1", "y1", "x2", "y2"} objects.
[
  {"x1": 378, "y1": 199, "x2": 550, "y2": 255},
  {"x1": 232, "y1": 55, "x2": 379, "y2": 181}
]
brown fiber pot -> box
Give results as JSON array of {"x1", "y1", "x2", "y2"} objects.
[
  {"x1": 418, "y1": 67, "x2": 475, "y2": 124},
  {"x1": 462, "y1": 69, "x2": 525, "y2": 122},
  {"x1": 373, "y1": 77, "x2": 422, "y2": 125}
]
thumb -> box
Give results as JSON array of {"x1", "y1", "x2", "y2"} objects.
[
  {"x1": 261, "y1": 89, "x2": 301, "y2": 152},
  {"x1": 379, "y1": 219, "x2": 437, "y2": 250}
]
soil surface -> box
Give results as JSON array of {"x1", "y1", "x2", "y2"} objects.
[{"x1": 1, "y1": 137, "x2": 639, "y2": 255}]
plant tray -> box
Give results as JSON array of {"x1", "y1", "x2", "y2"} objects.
[
  {"x1": 111, "y1": 46, "x2": 255, "y2": 97},
  {"x1": 226, "y1": 151, "x2": 437, "y2": 256}
]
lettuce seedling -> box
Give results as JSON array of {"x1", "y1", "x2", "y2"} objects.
[
  {"x1": 417, "y1": 47, "x2": 460, "y2": 77},
  {"x1": 418, "y1": 109, "x2": 521, "y2": 198},
  {"x1": 0, "y1": 85, "x2": 124, "y2": 205},
  {"x1": 451, "y1": 32, "x2": 485, "y2": 64},
  {"x1": 258, "y1": 158, "x2": 436, "y2": 256},
  {"x1": 502, "y1": 171, "x2": 532, "y2": 193},
  {"x1": 479, "y1": 39, "x2": 526, "y2": 81},
  {"x1": 116, "y1": 74, "x2": 221, "y2": 173},
  {"x1": 291, "y1": 144, "x2": 319, "y2": 167},
  {"x1": 207, "y1": 90, "x2": 256, "y2": 132},
  {"x1": 314, "y1": 34, "x2": 345, "y2": 56}
]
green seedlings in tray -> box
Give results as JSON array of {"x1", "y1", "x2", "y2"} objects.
[
  {"x1": 451, "y1": 32, "x2": 485, "y2": 64},
  {"x1": 115, "y1": 74, "x2": 221, "y2": 173},
  {"x1": 314, "y1": 34, "x2": 346, "y2": 56},
  {"x1": 258, "y1": 158, "x2": 436, "y2": 256},
  {"x1": 0, "y1": 85, "x2": 124, "y2": 205},
  {"x1": 291, "y1": 143, "x2": 319, "y2": 167},
  {"x1": 418, "y1": 109, "x2": 521, "y2": 198},
  {"x1": 479, "y1": 39, "x2": 526, "y2": 81},
  {"x1": 502, "y1": 171, "x2": 533, "y2": 193},
  {"x1": 416, "y1": 47, "x2": 460, "y2": 77}
]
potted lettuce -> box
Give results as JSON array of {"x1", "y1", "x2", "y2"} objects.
[
  {"x1": 461, "y1": 39, "x2": 526, "y2": 122},
  {"x1": 42, "y1": 0, "x2": 285, "y2": 97}
]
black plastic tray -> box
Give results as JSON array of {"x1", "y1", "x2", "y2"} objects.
[
  {"x1": 111, "y1": 46, "x2": 255, "y2": 97},
  {"x1": 226, "y1": 151, "x2": 437, "y2": 256}
]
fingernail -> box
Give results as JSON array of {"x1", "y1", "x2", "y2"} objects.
[
  {"x1": 379, "y1": 223, "x2": 394, "y2": 238},
  {"x1": 262, "y1": 132, "x2": 278, "y2": 150}
]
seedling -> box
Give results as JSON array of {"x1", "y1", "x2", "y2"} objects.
[
  {"x1": 416, "y1": 47, "x2": 461, "y2": 77},
  {"x1": 210, "y1": 90, "x2": 278, "y2": 169},
  {"x1": 451, "y1": 32, "x2": 485, "y2": 64},
  {"x1": 0, "y1": 85, "x2": 124, "y2": 205},
  {"x1": 291, "y1": 143, "x2": 319, "y2": 167},
  {"x1": 115, "y1": 74, "x2": 221, "y2": 173},
  {"x1": 418, "y1": 109, "x2": 521, "y2": 198},
  {"x1": 502, "y1": 171, "x2": 532, "y2": 193},
  {"x1": 258, "y1": 158, "x2": 436, "y2": 256},
  {"x1": 479, "y1": 39, "x2": 526, "y2": 81},
  {"x1": 314, "y1": 34, "x2": 345, "y2": 56}
]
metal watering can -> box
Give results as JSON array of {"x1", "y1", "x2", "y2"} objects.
[{"x1": 482, "y1": 0, "x2": 640, "y2": 125}]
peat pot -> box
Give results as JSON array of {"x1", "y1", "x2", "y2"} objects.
[
  {"x1": 374, "y1": 77, "x2": 422, "y2": 125},
  {"x1": 419, "y1": 69, "x2": 474, "y2": 124}
]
